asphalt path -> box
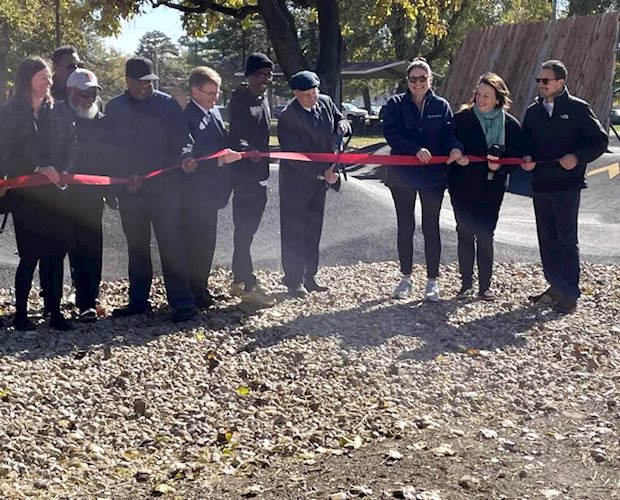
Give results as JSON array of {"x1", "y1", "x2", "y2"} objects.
[{"x1": 0, "y1": 137, "x2": 618, "y2": 288}]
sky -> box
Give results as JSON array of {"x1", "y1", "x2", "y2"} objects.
[{"x1": 104, "y1": 6, "x2": 185, "y2": 55}]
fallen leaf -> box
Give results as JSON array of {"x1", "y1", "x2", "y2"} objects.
[
  {"x1": 349, "y1": 485, "x2": 372, "y2": 496},
  {"x1": 432, "y1": 443, "x2": 455, "y2": 456},
  {"x1": 151, "y1": 483, "x2": 174, "y2": 496},
  {"x1": 385, "y1": 449, "x2": 403, "y2": 461},
  {"x1": 236, "y1": 386, "x2": 250, "y2": 396}
]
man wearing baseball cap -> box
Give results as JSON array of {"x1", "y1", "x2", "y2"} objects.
[
  {"x1": 47, "y1": 68, "x2": 107, "y2": 323},
  {"x1": 227, "y1": 53, "x2": 276, "y2": 306},
  {"x1": 104, "y1": 56, "x2": 197, "y2": 322},
  {"x1": 277, "y1": 70, "x2": 351, "y2": 297}
]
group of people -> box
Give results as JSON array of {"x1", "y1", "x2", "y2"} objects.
[
  {"x1": 0, "y1": 48, "x2": 351, "y2": 331},
  {"x1": 384, "y1": 57, "x2": 607, "y2": 314},
  {"x1": 0, "y1": 48, "x2": 607, "y2": 331}
]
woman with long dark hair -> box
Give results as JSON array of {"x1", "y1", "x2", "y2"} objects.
[
  {"x1": 383, "y1": 57, "x2": 463, "y2": 302},
  {"x1": 0, "y1": 57, "x2": 71, "y2": 330},
  {"x1": 449, "y1": 72, "x2": 524, "y2": 300}
]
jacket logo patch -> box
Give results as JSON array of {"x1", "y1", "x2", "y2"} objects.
[
  {"x1": 427, "y1": 114, "x2": 442, "y2": 119},
  {"x1": 560, "y1": 114, "x2": 569, "y2": 119}
]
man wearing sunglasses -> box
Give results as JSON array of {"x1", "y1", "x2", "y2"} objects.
[
  {"x1": 51, "y1": 46, "x2": 83, "y2": 102},
  {"x1": 48, "y1": 69, "x2": 107, "y2": 323},
  {"x1": 521, "y1": 59, "x2": 607, "y2": 314}
]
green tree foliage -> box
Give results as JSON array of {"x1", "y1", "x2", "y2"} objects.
[
  {"x1": 0, "y1": 0, "x2": 125, "y2": 102},
  {"x1": 135, "y1": 30, "x2": 188, "y2": 91},
  {"x1": 568, "y1": 0, "x2": 620, "y2": 15}
]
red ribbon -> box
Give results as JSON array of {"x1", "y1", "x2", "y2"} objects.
[{"x1": 0, "y1": 150, "x2": 525, "y2": 190}]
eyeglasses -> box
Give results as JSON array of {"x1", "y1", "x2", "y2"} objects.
[
  {"x1": 407, "y1": 75, "x2": 429, "y2": 84},
  {"x1": 66, "y1": 62, "x2": 84, "y2": 71},
  {"x1": 196, "y1": 87, "x2": 220, "y2": 98},
  {"x1": 535, "y1": 77, "x2": 561, "y2": 85}
]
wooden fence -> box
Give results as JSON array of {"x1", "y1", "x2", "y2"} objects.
[{"x1": 440, "y1": 12, "x2": 619, "y2": 128}]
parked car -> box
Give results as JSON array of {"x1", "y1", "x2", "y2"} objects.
[
  {"x1": 370, "y1": 105, "x2": 382, "y2": 116},
  {"x1": 610, "y1": 106, "x2": 620, "y2": 125},
  {"x1": 341, "y1": 102, "x2": 369, "y2": 120}
]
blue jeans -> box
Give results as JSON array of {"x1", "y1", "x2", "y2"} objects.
[
  {"x1": 119, "y1": 192, "x2": 194, "y2": 310},
  {"x1": 533, "y1": 189, "x2": 581, "y2": 300}
]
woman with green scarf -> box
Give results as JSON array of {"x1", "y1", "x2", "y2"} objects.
[{"x1": 449, "y1": 73, "x2": 524, "y2": 300}]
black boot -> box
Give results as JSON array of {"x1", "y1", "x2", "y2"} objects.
[
  {"x1": 50, "y1": 314, "x2": 73, "y2": 331},
  {"x1": 13, "y1": 315, "x2": 36, "y2": 331}
]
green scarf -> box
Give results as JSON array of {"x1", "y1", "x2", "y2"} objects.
[{"x1": 472, "y1": 106, "x2": 505, "y2": 149}]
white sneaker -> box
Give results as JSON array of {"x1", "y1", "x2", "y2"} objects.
[
  {"x1": 425, "y1": 279, "x2": 440, "y2": 302},
  {"x1": 393, "y1": 276, "x2": 413, "y2": 299}
]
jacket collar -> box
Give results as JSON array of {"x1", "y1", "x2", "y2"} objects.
[{"x1": 535, "y1": 86, "x2": 571, "y2": 107}]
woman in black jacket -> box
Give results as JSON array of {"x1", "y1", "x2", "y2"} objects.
[
  {"x1": 0, "y1": 57, "x2": 71, "y2": 330},
  {"x1": 449, "y1": 72, "x2": 524, "y2": 300}
]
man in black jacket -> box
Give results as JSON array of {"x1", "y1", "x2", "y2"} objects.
[
  {"x1": 522, "y1": 59, "x2": 608, "y2": 313},
  {"x1": 227, "y1": 53, "x2": 276, "y2": 306},
  {"x1": 48, "y1": 68, "x2": 107, "y2": 323},
  {"x1": 277, "y1": 70, "x2": 351, "y2": 297}
]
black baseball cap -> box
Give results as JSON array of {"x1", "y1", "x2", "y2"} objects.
[{"x1": 125, "y1": 57, "x2": 159, "y2": 81}]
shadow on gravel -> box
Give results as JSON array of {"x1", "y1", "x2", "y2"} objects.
[
  {"x1": 0, "y1": 304, "x2": 243, "y2": 361},
  {"x1": 238, "y1": 297, "x2": 554, "y2": 360}
]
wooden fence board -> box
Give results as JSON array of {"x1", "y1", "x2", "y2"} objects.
[{"x1": 440, "y1": 13, "x2": 619, "y2": 128}]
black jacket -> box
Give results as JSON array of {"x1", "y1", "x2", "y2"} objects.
[
  {"x1": 383, "y1": 89, "x2": 462, "y2": 190},
  {"x1": 277, "y1": 94, "x2": 345, "y2": 197},
  {"x1": 183, "y1": 100, "x2": 231, "y2": 210},
  {"x1": 450, "y1": 108, "x2": 524, "y2": 193},
  {"x1": 0, "y1": 99, "x2": 70, "y2": 256},
  {"x1": 228, "y1": 84, "x2": 270, "y2": 182},
  {"x1": 522, "y1": 87, "x2": 608, "y2": 192}
]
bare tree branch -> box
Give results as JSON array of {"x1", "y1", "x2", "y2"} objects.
[{"x1": 152, "y1": 0, "x2": 259, "y2": 19}]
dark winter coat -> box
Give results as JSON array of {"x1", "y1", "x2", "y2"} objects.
[
  {"x1": 0, "y1": 99, "x2": 71, "y2": 257},
  {"x1": 104, "y1": 90, "x2": 193, "y2": 195},
  {"x1": 277, "y1": 94, "x2": 345, "y2": 199},
  {"x1": 382, "y1": 89, "x2": 463, "y2": 190},
  {"x1": 522, "y1": 87, "x2": 608, "y2": 192},
  {"x1": 228, "y1": 84, "x2": 271, "y2": 183},
  {"x1": 449, "y1": 108, "x2": 524, "y2": 196}
]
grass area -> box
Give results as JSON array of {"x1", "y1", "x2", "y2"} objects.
[{"x1": 268, "y1": 118, "x2": 385, "y2": 150}]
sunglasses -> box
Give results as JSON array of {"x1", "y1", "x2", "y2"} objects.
[
  {"x1": 407, "y1": 75, "x2": 429, "y2": 84},
  {"x1": 66, "y1": 62, "x2": 84, "y2": 71},
  {"x1": 535, "y1": 77, "x2": 561, "y2": 85}
]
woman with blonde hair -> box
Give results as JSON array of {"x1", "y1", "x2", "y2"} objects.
[{"x1": 449, "y1": 72, "x2": 524, "y2": 300}]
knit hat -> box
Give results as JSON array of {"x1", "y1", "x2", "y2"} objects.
[
  {"x1": 245, "y1": 53, "x2": 274, "y2": 77},
  {"x1": 290, "y1": 70, "x2": 320, "y2": 91}
]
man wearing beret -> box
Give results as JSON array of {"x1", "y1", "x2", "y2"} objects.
[
  {"x1": 227, "y1": 53, "x2": 276, "y2": 306},
  {"x1": 105, "y1": 57, "x2": 197, "y2": 322},
  {"x1": 277, "y1": 70, "x2": 351, "y2": 297}
]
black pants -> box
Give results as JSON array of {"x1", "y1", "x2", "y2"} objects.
[
  {"x1": 17, "y1": 255, "x2": 63, "y2": 319},
  {"x1": 118, "y1": 192, "x2": 194, "y2": 310},
  {"x1": 231, "y1": 180, "x2": 267, "y2": 290},
  {"x1": 280, "y1": 183, "x2": 326, "y2": 287},
  {"x1": 533, "y1": 189, "x2": 581, "y2": 300},
  {"x1": 389, "y1": 185, "x2": 444, "y2": 278},
  {"x1": 181, "y1": 190, "x2": 219, "y2": 302},
  {"x1": 68, "y1": 194, "x2": 104, "y2": 311},
  {"x1": 450, "y1": 184, "x2": 505, "y2": 291}
]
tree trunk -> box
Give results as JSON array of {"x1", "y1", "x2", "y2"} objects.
[
  {"x1": 258, "y1": 0, "x2": 307, "y2": 79},
  {"x1": 314, "y1": 0, "x2": 343, "y2": 103},
  {"x1": 0, "y1": 19, "x2": 9, "y2": 104}
]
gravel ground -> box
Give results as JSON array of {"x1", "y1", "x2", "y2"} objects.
[{"x1": 0, "y1": 261, "x2": 619, "y2": 499}]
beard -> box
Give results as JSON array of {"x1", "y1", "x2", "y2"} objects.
[{"x1": 69, "y1": 99, "x2": 98, "y2": 120}]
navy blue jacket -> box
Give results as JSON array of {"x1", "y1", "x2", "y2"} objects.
[
  {"x1": 183, "y1": 100, "x2": 231, "y2": 210},
  {"x1": 277, "y1": 94, "x2": 345, "y2": 198},
  {"x1": 383, "y1": 89, "x2": 462, "y2": 189},
  {"x1": 522, "y1": 87, "x2": 608, "y2": 192},
  {"x1": 105, "y1": 90, "x2": 192, "y2": 194}
]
